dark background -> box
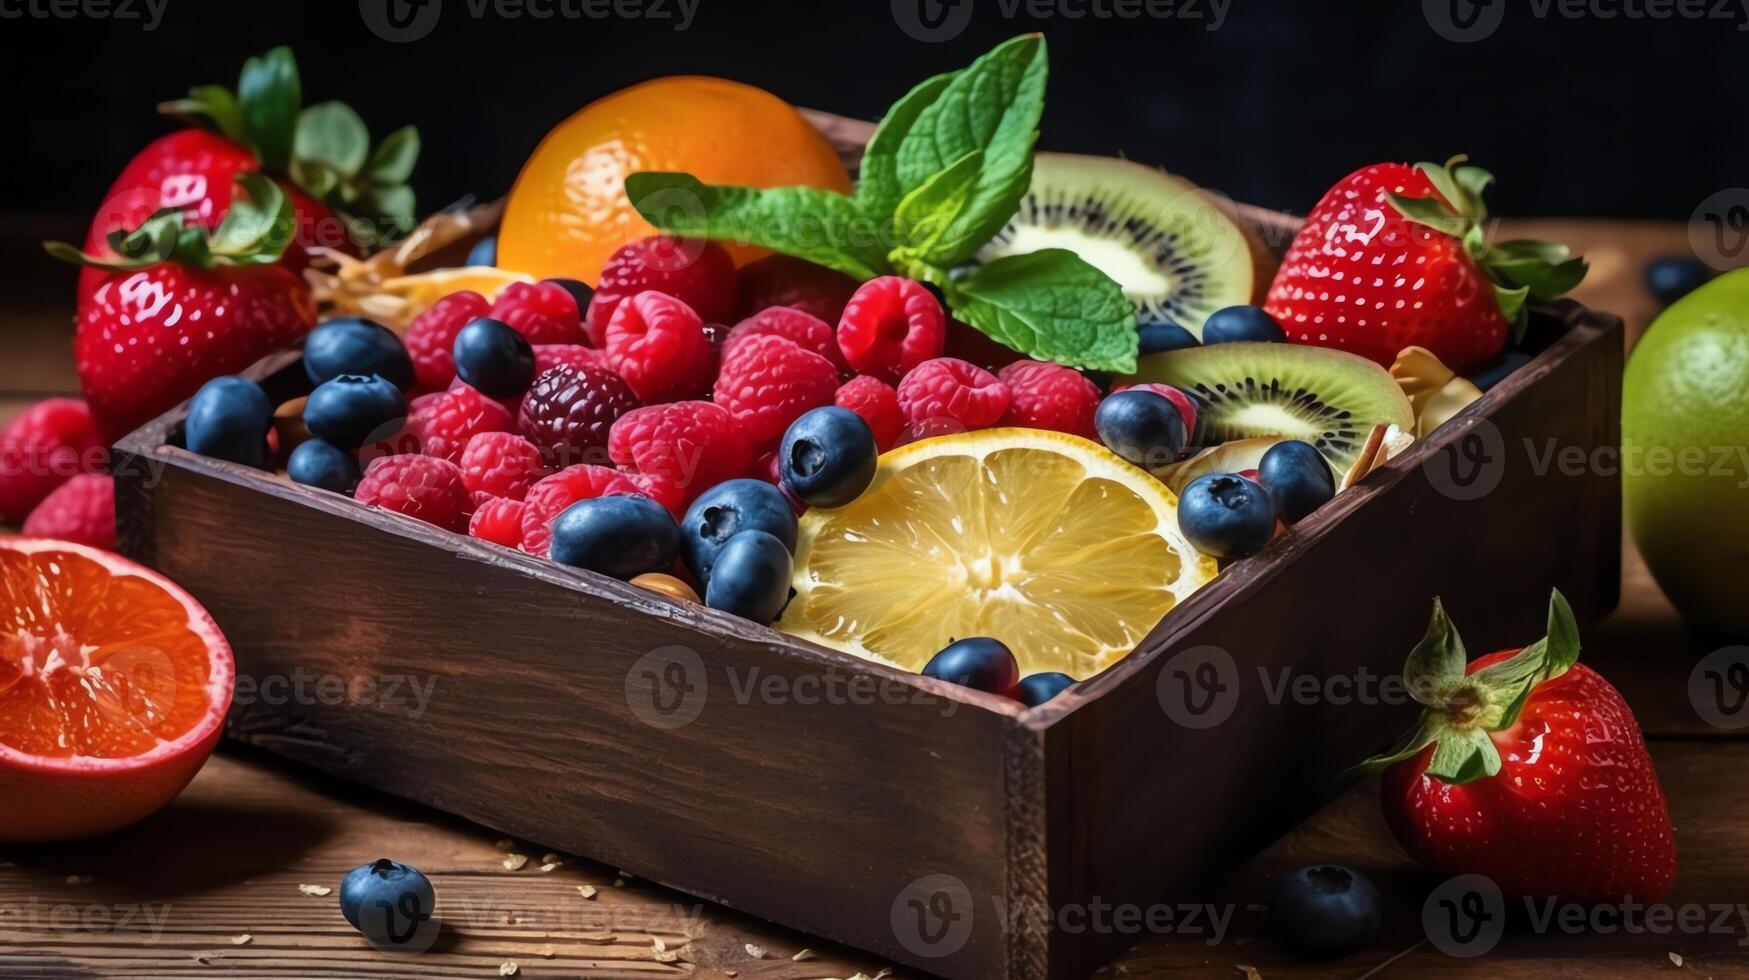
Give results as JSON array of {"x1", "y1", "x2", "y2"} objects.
[{"x1": 4, "y1": 0, "x2": 1745, "y2": 223}]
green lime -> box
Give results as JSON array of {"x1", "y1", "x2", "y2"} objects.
[{"x1": 1623, "y1": 267, "x2": 1749, "y2": 640}]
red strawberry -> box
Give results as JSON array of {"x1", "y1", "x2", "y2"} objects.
[
  {"x1": 1363, "y1": 592, "x2": 1677, "y2": 904},
  {"x1": 53, "y1": 176, "x2": 318, "y2": 440},
  {"x1": 1265, "y1": 158, "x2": 1585, "y2": 373}
]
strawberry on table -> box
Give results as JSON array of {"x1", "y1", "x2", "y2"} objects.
[
  {"x1": 1265, "y1": 158, "x2": 1587, "y2": 373},
  {"x1": 1359, "y1": 591, "x2": 1677, "y2": 904}
]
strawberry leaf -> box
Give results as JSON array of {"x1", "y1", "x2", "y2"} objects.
[
  {"x1": 295, "y1": 102, "x2": 370, "y2": 178},
  {"x1": 1424, "y1": 727, "x2": 1502, "y2": 783},
  {"x1": 158, "y1": 85, "x2": 246, "y2": 143},
  {"x1": 45, "y1": 174, "x2": 292, "y2": 270},
  {"x1": 1402, "y1": 598, "x2": 1467, "y2": 705},
  {"x1": 238, "y1": 47, "x2": 301, "y2": 173}
]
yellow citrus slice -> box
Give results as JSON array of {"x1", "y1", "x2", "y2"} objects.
[
  {"x1": 778, "y1": 429, "x2": 1218, "y2": 679},
  {"x1": 379, "y1": 266, "x2": 534, "y2": 311}
]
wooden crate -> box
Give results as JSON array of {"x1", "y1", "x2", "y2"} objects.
[{"x1": 111, "y1": 119, "x2": 1624, "y2": 979}]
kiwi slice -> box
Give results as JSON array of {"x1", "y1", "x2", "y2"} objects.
[
  {"x1": 972, "y1": 153, "x2": 1259, "y2": 337},
  {"x1": 1123, "y1": 343, "x2": 1415, "y2": 472}
]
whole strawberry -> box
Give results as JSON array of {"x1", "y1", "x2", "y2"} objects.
[
  {"x1": 1361, "y1": 591, "x2": 1677, "y2": 904},
  {"x1": 52, "y1": 175, "x2": 317, "y2": 440},
  {"x1": 1265, "y1": 158, "x2": 1586, "y2": 372}
]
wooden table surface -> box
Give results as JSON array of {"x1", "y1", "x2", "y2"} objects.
[{"x1": 2, "y1": 220, "x2": 1742, "y2": 978}]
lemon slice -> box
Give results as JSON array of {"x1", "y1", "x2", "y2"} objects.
[
  {"x1": 778, "y1": 428, "x2": 1218, "y2": 679},
  {"x1": 378, "y1": 266, "x2": 534, "y2": 310}
]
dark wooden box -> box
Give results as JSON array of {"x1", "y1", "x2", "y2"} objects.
[{"x1": 111, "y1": 120, "x2": 1625, "y2": 978}]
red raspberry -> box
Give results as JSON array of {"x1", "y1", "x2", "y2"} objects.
[
  {"x1": 606, "y1": 291, "x2": 714, "y2": 402},
  {"x1": 626, "y1": 470, "x2": 686, "y2": 519},
  {"x1": 736, "y1": 254, "x2": 860, "y2": 325},
  {"x1": 356, "y1": 454, "x2": 473, "y2": 533},
  {"x1": 459, "y1": 431, "x2": 549, "y2": 503},
  {"x1": 518, "y1": 364, "x2": 640, "y2": 468},
  {"x1": 489, "y1": 281, "x2": 587, "y2": 345},
  {"x1": 0, "y1": 398, "x2": 105, "y2": 522},
  {"x1": 833, "y1": 375, "x2": 903, "y2": 451},
  {"x1": 534, "y1": 344, "x2": 611, "y2": 376},
  {"x1": 837, "y1": 277, "x2": 947, "y2": 382},
  {"x1": 468, "y1": 496, "x2": 526, "y2": 548},
  {"x1": 724, "y1": 306, "x2": 847, "y2": 371},
  {"x1": 584, "y1": 236, "x2": 738, "y2": 347},
  {"x1": 896, "y1": 357, "x2": 1010, "y2": 433},
  {"x1": 22, "y1": 473, "x2": 115, "y2": 550},
  {"x1": 998, "y1": 360, "x2": 1101, "y2": 439},
  {"x1": 712, "y1": 334, "x2": 839, "y2": 445},
  {"x1": 519, "y1": 464, "x2": 647, "y2": 557},
  {"x1": 608, "y1": 401, "x2": 749, "y2": 502},
  {"x1": 406, "y1": 384, "x2": 513, "y2": 463},
  {"x1": 1117, "y1": 382, "x2": 1199, "y2": 437},
  {"x1": 405, "y1": 290, "x2": 491, "y2": 390}
]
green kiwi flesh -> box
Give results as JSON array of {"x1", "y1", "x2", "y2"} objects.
[
  {"x1": 972, "y1": 152, "x2": 1257, "y2": 338},
  {"x1": 1123, "y1": 343, "x2": 1415, "y2": 471}
]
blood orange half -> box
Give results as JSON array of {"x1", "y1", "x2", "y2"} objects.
[{"x1": 0, "y1": 538, "x2": 233, "y2": 841}]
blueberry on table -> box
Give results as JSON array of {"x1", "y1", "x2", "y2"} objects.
[
  {"x1": 184, "y1": 376, "x2": 273, "y2": 468},
  {"x1": 340, "y1": 858, "x2": 436, "y2": 951},
  {"x1": 1465, "y1": 350, "x2": 1533, "y2": 392},
  {"x1": 1095, "y1": 389, "x2": 1187, "y2": 473},
  {"x1": 1202, "y1": 305, "x2": 1286, "y2": 345},
  {"x1": 703, "y1": 529, "x2": 793, "y2": 623},
  {"x1": 1269, "y1": 864, "x2": 1381, "y2": 958},
  {"x1": 1137, "y1": 319, "x2": 1201, "y2": 355},
  {"x1": 466, "y1": 234, "x2": 498, "y2": 268},
  {"x1": 681, "y1": 479, "x2": 798, "y2": 584},
  {"x1": 780, "y1": 407, "x2": 878, "y2": 508},
  {"x1": 1179, "y1": 473, "x2": 1277, "y2": 559},
  {"x1": 550, "y1": 494, "x2": 681, "y2": 579},
  {"x1": 1644, "y1": 254, "x2": 1712, "y2": 306},
  {"x1": 922, "y1": 637, "x2": 1019, "y2": 696},
  {"x1": 453, "y1": 316, "x2": 536, "y2": 398},
  {"x1": 1016, "y1": 671, "x2": 1075, "y2": 706},
  {"x1": 1257, "y1": 441, "x2": 1336, "y2": 525},
  {"x1": 304, "y1": 374, "x2": 407, "y2": 450},
  {"x1": 304, "y1": 317, "x2": 415, "y2": 390},
  {"x1": 287, "y1": 439, "x2": 362, "y2": 494}
]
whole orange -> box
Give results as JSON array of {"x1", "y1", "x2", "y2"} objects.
[{"x1": 498, "y1": 76, "x2": 852, "y2": 285}]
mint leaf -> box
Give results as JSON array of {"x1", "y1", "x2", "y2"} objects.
[
  {"x1": 892, "y1": 149, "x2": 983, "y2": 263},
  {"x1": 237, "y1": 47, "x2": 300, "y2": 173},
  {"x1": 626, "y1": 172, "x2": 890, "y2": 280},
  {"x1": 856, "y1": 70, "x2": 957, "y2": 219},
  {"x1": 892, "y1": 34, "x2": 1046, "y2": 266},
  {"x1": 953, "y1": 249, "x2": 1137, "y2": 372}
]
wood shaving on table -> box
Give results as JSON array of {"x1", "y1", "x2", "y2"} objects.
[
  {"x1": 499, "y1": 961, "x2": 518, "y2": 976},
  {"x1": 577, "y1": 884, "x2": 597, "y2": 900},
  {"x1": 744, "y1": 943, "x2": 769, "y2": 959},
  {"x1": 502, "y1": 853, "x2": 528, "y2": 871},
  {"x1": 792, "y1": 949, "x2": 816, "y2": 962},
  {"x1": 297, "y1": 884, "x2": 331, "y2": 897},
  {"x1": 230, "y1": 935, "x2": 251, "y2": 945}
]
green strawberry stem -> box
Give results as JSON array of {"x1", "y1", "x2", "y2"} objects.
[
  {"x1": 45, "y1": 173, "x2": 294, "y2": 270},
  {"x1": 159, "y1": 46, "x2": 420, "y2": 244},
  {"x1": 1387, "y1": 156, "x2": 1588, "y2": 339},
  {"x1": 1354, "y1": 590, "x2": 1581, "y2": 785}
]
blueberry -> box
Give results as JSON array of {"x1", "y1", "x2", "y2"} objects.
[
  {"x1": 922, "y1": 637, "x2": 1019, "y2": 695},
  {"x1": 1137, "y1": 320, "x2": 1201, "y2": 355},
  {"x1": 703, "y1": 530, "x2": 792, "y2": 622},
  {"x1": 1095, "y1": 389, "x2": 1186, "y2": 473},
  {"x1": 340, "y1": 858, "x2": 436, "y2": 951},
  {"x1": 1644, "y1": 254, "x2": 1712, "y2": 306},
  {"x1": 1203, "y1": 305, "x2": 1286, "y2": 345},
  {"x1": 1465, "y1": 350, "x2": 1533, "y2": 392},
  {"x1": 453, "y1": 317, "x2": 536, "y2": 398},
  {"x1": 1257, "y1": 440, "x2": 1335, "y2": 525},
  {"x1": 1269, "y1": 864, "x2": 1381, "y2": 958},
  {"x1": 681, "y1": 479, "x2": 798, "y2": 584},
  {"x1": 1179, "y1": 473, "x2": 1277, "y2": 559},
  {"x1": 466, "y1": 234, "x2": 497, "y2": 268},
  {"x1": 780, "y1": 407, "x2": 878, "y2": 508},
  {"x1": 550, "y1": 494, "x2": 680, "y2": 579},
  {"x1": 1016, "y1": 672, "x2": 1074, "y2": 706},
  {"x1": 184, "y1": 376, "x2": 273, "y2": 467},
  {"x1": 304, "y1": 374, "x2": 407, "y2": 450},
  {"x1": 304, "y1": 317, "x2": 415, "y2": 390},
  {"x1": 544, "y1": 277, "x2": 594, "y2": 313},
  {"x1": 287, "y1": 439, "x2": 362, "y2": 494}
]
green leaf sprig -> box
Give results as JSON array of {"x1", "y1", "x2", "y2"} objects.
[{"x1": 624, "y1": 35, "x2": 1139, "y2": 374}]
